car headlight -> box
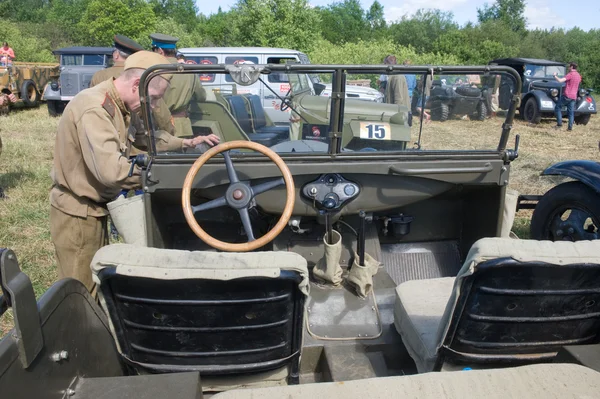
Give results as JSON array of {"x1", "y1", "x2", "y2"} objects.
[
  {"x1": 50, "y1": 81, "x2": 59, "y2": 91},
  {"x1": 550, "y1": 88, "x2": 558, "y2": 97}
]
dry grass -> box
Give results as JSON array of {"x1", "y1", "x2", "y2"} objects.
[{"x1": 0, "y1": 104, "x2": 598, "y2": 334}]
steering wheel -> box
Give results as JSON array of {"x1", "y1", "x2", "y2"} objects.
[
  {"x1": 182, "y1": 140, "x2": 295, "y2": 252},
  {"x1": 280, "y1": 88, "x2": 293, "y2": 112}
]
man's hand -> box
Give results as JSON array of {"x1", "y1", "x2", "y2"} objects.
[
  {"x1": 7, "y1": 93, "x2": 16, "y2": 103},
  {"x1": 182, "y1": 134, "x2": 221, "y2": 148}
]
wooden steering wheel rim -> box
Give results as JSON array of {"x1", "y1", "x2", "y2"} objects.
[{"x1": 182, "y1": 140, "x2": 295, "y2": 252}]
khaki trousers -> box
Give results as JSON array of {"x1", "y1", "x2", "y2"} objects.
[{"x1": 50, "y1": 205, "x2": 107, "y2": 295}]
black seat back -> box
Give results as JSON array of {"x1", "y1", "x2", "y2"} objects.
[
  {"x1": 226, "y1": 95, "x2": 253, "y2": 133},
  {"x1": 439, "y1": 259, "x2": 600, "y2": 367},
  {"x1": 244, "y1": 94, "x2": 267, "y2": 129},
  {"x1": 98, "y1": 268, "x2": 305, "y2": 378}
]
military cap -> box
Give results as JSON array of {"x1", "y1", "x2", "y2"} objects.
[
  {"x1": 114, "y1": 35, "x2": 144, "y2": 55},
  {"x1": 124, "y1": 51, "x2": 172, "y2": 81},
  {"x1": 149, "y1": 33, "x2": 179, "y2": 50}
]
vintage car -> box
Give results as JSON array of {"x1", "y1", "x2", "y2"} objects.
[
  {"x1": 490, "y1": 58, "x2": 597, "y2": 125},
  {"x1": 320, "y1": 83, "x2": 384, "y2": 103},
  {"x1": 42, "y1": 46, "x2": 114, "y2": 116},
  {"x1": 2, "y1": 63, "x2": 600, "y2": 398}
]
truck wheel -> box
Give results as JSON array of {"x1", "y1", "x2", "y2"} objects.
[
  {"x1": 530, "y1": 181, "x2": 600, "y2": 241},
  {"x1": 574, "y1": 114, "x2": 591, "y2": 126},
  {"x1": 430, "y1": 102, "x2": 449, "y2": 122},
  {"x1": 47, "y1": 100, "x2": 67, "y2": 117},
  {"x1": 523, "y1": 97, "x2": 541, "y2": 124},
  {"x1": 472, "y1": 101, "x2": 487, "y2": 121},
  {"x1": 21, "y1": 80, "x2": 39, "y2": 107}
]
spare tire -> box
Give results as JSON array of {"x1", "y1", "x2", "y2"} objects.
[
  {"x1": 21, "y1": 80, "x2": 39, "y2": 107},
  {"x1": 455, "y1": 85, "x2": 481, "y2": 98}
]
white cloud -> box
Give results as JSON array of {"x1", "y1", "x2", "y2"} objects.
[
  {"x1": 384, "y1": 0, "x2": 472, "y2": 23},
  {"x1": 525, "y1": 2, "x2": 565, "y2": 29}
]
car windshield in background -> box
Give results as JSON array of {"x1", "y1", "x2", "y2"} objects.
[
  {"x1": 525, "y1": 64, "x2": 566, "y2": 78},
  {"x1": 144, "y1": 65, "x2": 518, "y2": 157},
  {"x1": 60, "y1": 54, "x2": 106, "y2": 66}
]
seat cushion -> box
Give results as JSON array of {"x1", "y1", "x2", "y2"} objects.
[
  {"x1": 393, "y1": 277, "x2": 455, "y2": 373},
  {"x1": 211, "y1": 363, "x2": 600, "y2": 398}
]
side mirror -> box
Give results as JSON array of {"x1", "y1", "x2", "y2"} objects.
[{"x1": 313, "y1": 83, "x2": 326, "y2": 96}]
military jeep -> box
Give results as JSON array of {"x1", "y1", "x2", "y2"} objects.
[
  {"x1": 490, "y1": 58, "x2": 597, "y2": 125},
  {"x1": 429, "y1": 76, "x2": 491, "y2": 122},
  {"x1": 2, "y1": 63, "x2": 600, "y2": 398},
  {"x1": 42, "y1": 46, "x2": 114, "y2": 117}
]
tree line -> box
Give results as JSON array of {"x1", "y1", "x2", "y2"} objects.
[{"x1": 1, "y1": 0, "x2": 599, "y2": 89}]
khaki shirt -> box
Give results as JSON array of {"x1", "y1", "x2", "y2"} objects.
[
  {"x1": 163, "y1": 57, "x2": 206, "y2": 137},
  {"x1": 90, "y1": 63, "x2": 125, "y2": 88},
  {"x1": 386, "y1": 75, "x2": 410, "y2": 109},
  {"x1": 90, "y1": 63, "x2": 176, "y2": 137},
  {"x1": 50, "y1": 79, "x2": 183, "y2": 218}
]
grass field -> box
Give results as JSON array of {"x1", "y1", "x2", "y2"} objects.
[{"x1": 0, "y1": 104, "x2": 598, "y2": 334}]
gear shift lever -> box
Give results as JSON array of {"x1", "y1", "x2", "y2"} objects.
[{"x1": 358, "y1": 210, "x2": 366, "y2": 267}]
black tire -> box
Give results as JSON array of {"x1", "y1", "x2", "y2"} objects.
[
  {"x1": 455, "y1": 85, "x2": 481, "y2": 97},
  {"x1": 530, "y1": 181, "x2": 600, "y2": 241},
  {"x1": 430, "y1": 101, "x2": 449, "y2": 122},
  {"x1": 523, "y1": 97, "x2": 541, "y2": 124},
  {"x1": 574, "y1": 114, "x2": 591, "y2": 126},
  {"x1": 471, "y1": 101, "x2": 487, "y2": 121},
  {"x1": 21, "y1": 80, "x2": 39, "y2": 107},
  {"x1": 47, "y1": 100, "x2": 66, "y2": 117}
]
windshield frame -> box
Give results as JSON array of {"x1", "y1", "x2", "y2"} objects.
[{"x1": 140, "y1": 64, "x2": 522, "y2": 159}]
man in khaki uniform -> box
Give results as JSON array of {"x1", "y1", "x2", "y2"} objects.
[
  {"x1": 90, "y1": 35, "x2": 175, "y2": 138},
  {"x1": 90, "y1": 35, "x2": 144, "y2": 87},
  {"x1": 384, "y1": 55, "x2": 410, "y2": 110},
  {"x1": 150, "y1": 33, "x2": 211, "y2": 138},
  {"x1": 50, "y1": 51, "x2": 218, "y2": 294}
]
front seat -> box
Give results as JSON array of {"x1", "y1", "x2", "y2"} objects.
[
  {"x1": 92, "y1": 244, "x2": 308, "y2": 391},
  {"x1": 394, "y1": 238, "x2": 600, "y2": 373}
]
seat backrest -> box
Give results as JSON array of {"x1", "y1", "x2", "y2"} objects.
[
  {"x1": 226, "y1": 95, "x2": 253, "y2": 133},
  {"x1": 92, "y1": 245, "x2": 308, "y2": 377},
  {"x1": 437, "y1": 238, "x2": 600, "y2": 368},
  {"x1": 243, "y1": 94, "x2": 267, "y2": 129}
]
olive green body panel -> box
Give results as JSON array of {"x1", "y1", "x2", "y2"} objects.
[{"x1": 0, "y1": 62, "x2": 59, "y2": 112}]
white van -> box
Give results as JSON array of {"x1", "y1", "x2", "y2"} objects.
[{"x1": 178, "y1": 47, "x2": 312, "y2": 124}]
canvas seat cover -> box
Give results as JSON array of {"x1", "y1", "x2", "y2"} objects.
[
  {"x1": 212, "y1": 363, "x2": 600, "y2": 398},
  {"x1": 393, "y1": 238, "x2": 600, "y2": 372}
]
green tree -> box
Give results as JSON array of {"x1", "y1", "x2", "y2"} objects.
[
  {"x1": 198, "y1": 8, "x2": 241, "y2": 46},
  {"x1": 46, "y1": 0, "x2": 92, "y2": 44},
  {"x1": 366, "y1": 0, "x2": 386, "y2": 38},
  {"x1": 77, "y1": 0, "x2": 157, "y2": 46},
  {"x1": 231, "y1": 0, "x2": 321, "y2": 53},
  {"x1": 477, "y1": 0, "x2": 527, "y2": 32},
  {"x1": 0, "y1": 21, "x2": 55, "y2": 62},
  {"x1": 318, "y1": 0, "x2": 368, "y2": 44},
  {"x1": 134, "y1": 17, "x2": 200, "y2": 49},
  {"x1": 389, "y1": 9, "x2": 458, "y2": 54},
  {"x1": 0, "y1": 0, "x2": 50, "y2": 23},
  {"x1": 149, "y1": 0, "x2": 199, "y2": 31}
]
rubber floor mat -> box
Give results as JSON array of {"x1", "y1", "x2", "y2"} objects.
[{"x1": 381, "y1": 241, "x2": 462, "y2": 285}]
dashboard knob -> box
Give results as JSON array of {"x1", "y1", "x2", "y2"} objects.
[
  {"x1": 344, "y1": 184, "x2": 356, "y2": 196},
  {"x1": 323, "y1": 197, "x2": 337, "y2": 209}
]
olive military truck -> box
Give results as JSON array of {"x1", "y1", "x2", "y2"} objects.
[{"x1": 0, "y1": 62, "x2": 59, "y2": 114}]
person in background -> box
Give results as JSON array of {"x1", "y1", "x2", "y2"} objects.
[
  {"x1": 176, "y1": 53, "x2": 186, "y2": 64},
  {"x1": 553, "y1": 62, "x2": 581, "y2": 131},
  {"x1": 0, "y1": 42, "x2": 15, "y2": 66},
  {"x1": 90, "y1": 35, "x2": 143, "y2": 87},
  {"x1": 384, "y1": 55, "x2": 410, "y2": 109},
  {"x1": 403, "y1": 59, "x2": 416, "y2": 104}
]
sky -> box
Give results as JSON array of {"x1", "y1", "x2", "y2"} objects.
[{"x1": 196, "y1": 0, "x2": 598, "y2": 31}]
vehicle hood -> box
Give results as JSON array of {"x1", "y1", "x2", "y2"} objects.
[
  {"x1": 322, "y1": 83, "x2": 382, "y2": 98},
  {"x1": 527, "y1": 79, "x2": 563, "y2": 90}
]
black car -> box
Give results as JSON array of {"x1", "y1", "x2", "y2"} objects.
[
  {"x1": 490, "y1": 58, "x2": 596, "y2": 125},
  {"x1": 428, "y1": 77, "x2": 491, "y2": 122}
]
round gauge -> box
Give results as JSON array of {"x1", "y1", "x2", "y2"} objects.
[{"x1": 344, "y1": 184, "x2": 356, "y2": 196}]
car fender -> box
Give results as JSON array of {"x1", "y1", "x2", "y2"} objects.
[
  {"x1": 575, "y1": 94, "x2": 596, "y2": 114},
  {"x1": 42, "y1": 83, "x2": 61, "y2": 101},
  {"x1": 542, "y1": 160, "x2": 600, "y2": 194},
  {"x1": 524, "y1": 90, "x2": 554, "y2": 111}
]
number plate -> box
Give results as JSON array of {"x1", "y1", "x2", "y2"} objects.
[{"x1": 359, "y1": 122, "x2": 391, "y2": 140}]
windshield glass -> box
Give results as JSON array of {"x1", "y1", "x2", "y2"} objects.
[
  {"x1": 145, "y1": 65, "x2": 517, "y2": 156},
  {"x1": 524, "y1": 64, "x2": 566, "y2": 78}
]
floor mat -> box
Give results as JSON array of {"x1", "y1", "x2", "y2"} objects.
[{"x1": 381, "y1": 241, "x2": 462, "y2": 285}]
